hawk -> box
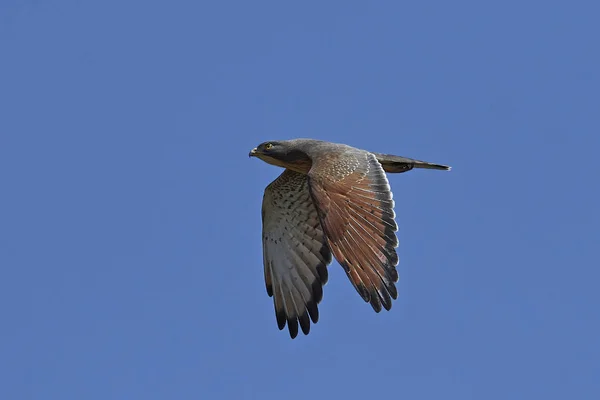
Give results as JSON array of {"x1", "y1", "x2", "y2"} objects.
[{"x1": 249, "y1": 139, "x2": 450, "y2": 338}]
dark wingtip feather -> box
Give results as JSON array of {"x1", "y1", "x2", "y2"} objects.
[
  {"x1": 312, "y1": 280, "x2": 324, "y2": 304},
  {"x1": 356, "y1": 283, "x2": 371, "y2": 302},
  {"x1": 306, "y1": 299, "x2": 319, "y2": 323},
  {"x1": 287, "y1": 318, "x2": 299, "y2": 339},
  {"x1": 276, "y1": 309, "x2": 287, "y2": 330},
  {"x1": 320, "y1": 244, "x2": 333, "y2": 264},
  {"x1": 380, "y1": 287, "x2": 393, "y2": 311},
  {"x1": 387, "y1": 281, "x2": 398, "y2": 300},
  {"x1": 383, "y1": 224, "x2": 399, "y2": 245},
  {"x1": 341, "y1": 261, "x2": 372, "y2": 302},
  {"x1": 317, "y1": 259, "x2": 329, "y2": 285},
  {"x1": 370, "y1": 294, "x2": 383, "y2": 313},
  {"x1": 388, "y1": 249, "x2": 399, "y2": 268},
  {"x1": 298, "y1": 312, "x2": 311, "y2": 335}
]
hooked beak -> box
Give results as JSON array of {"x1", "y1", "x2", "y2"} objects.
[{"x1": 249, "y1": 147, "x2": 258, "y2": 157}]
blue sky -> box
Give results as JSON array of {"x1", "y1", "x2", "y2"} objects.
[{"x1": 1, "y1": 1, "x2": 599, "y2": 399}]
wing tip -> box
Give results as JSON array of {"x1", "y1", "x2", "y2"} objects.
[
  {"x1": 307, "y1": 297, "x2": 320, "y2": 323},
  {"x1": 298, "y1": 312, "x2": 311, "y2": 336},
  {"x1": 287, "y1": 317, "x2": 299, "y2": 339},
  {"x1": 276, "y1": 309, "x2": 287, "y2": 331}
]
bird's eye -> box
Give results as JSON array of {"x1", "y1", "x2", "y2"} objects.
[{"x1": 264, "y1": 143, "x2": 273, "y2": 150}]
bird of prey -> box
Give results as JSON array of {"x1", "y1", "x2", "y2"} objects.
[{"x1": 249, "y1": 139, "x2": 450, "y2": 338}]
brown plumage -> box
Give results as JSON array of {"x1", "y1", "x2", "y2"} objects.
[{"x1": 250, "y1": 139, "x2": 450, "y2": 338}]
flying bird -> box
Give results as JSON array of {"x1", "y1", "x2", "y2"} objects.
[{"x1": 249, "y1": 139, "x2": 450, "y2": 338}]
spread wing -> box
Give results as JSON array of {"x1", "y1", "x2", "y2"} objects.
[
  {"x1": 307, "y1": 151, "x2": 399, "y2": 312},
  {"x1": 262, "y1": 169, "x2": 332, "y2": 338}
]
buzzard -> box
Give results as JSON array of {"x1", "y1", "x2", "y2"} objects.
[{"x1": 250, "y1": 139, "x2": 450, "y2": 338}]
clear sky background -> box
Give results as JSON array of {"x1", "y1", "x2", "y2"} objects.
[{"x1": 1, "y1": 1, "x2": 599, "y2": 399}]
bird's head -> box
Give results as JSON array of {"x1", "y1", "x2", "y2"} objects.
[{"x1": 249, "y1": 141, "x2": 312, "y2": 173}]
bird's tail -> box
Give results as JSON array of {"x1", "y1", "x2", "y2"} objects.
[{"x1": 373, "y1": 153, "x2": 451, "y2": 173}]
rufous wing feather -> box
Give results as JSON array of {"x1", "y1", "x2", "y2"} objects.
[{"x1": 308, "y1": 152, "x2": 399, "y2": 312}]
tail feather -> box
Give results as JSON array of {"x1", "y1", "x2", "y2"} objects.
[{"x1": 372, "y1": 152, "x2": 451, "y2": 173}]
